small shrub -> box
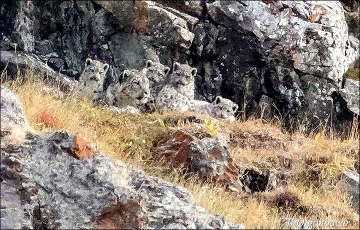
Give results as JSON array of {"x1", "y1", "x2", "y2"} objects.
[
  {"x1": 204, "y1": 119, "x2": 217, "y2": 137},
  {"x1": 268, "y1": 189, "x2": 306, "y2": 214},
  {"x1": 346, "y1": 68, "x2": 359, "y2": 81}
]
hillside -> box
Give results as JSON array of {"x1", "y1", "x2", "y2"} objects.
[
  {"x1": 1, "y1": 70, "x2": 359, "y2": 229},
  {"x1": 1, "y1": 0, "x2": 359, "y2": 229}
]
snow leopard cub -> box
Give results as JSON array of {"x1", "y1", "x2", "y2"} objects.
[
  {"x1": 74, "y1": 58, "x2": 109, "y2": 101},
  {"x1": 156, "y1": 62, "x2": 197, "y2": 111},
  {"x1": 105, "y1": 68, "x2": 150, "y2": 109},
  {"x1": 190, "y1": 96, "x2": 239, "y2": 121}
]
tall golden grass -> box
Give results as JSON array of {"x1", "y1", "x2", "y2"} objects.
[{"x1": 1, "y1": 69, "x2": 359, "y2": 229}]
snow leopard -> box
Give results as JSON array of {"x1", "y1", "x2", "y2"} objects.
[
  {"x1": 190, "y1": 96, "x2": 239, "y2": 121},
  {"x1": 105, "y1": 68, "x2": 150, "y2": 109},
  {"x1": 155, "y1": 62, "x2": 197, "y2": 111},
  {"x1": 73, "y1": 58, "x2": 109, "y2": 101}
]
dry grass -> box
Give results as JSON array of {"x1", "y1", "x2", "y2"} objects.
[{"x1": 2, "y1": 70, "x2": 359, "y2": 229}]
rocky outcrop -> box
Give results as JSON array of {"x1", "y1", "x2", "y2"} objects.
[
  {"x1": 205, "y1": 0, "x2": 359, "y2": 131},
  {"x1": 340, "y1": 79, "x2": 360, "y2": 115},
  {"x1": 152, "y1": 130, "x2": 277, "y2": 193},
  {"x1": 0, "y1": 50, "x2": 77, "y2": 93},
  {"x1": 0, "y1": 86, "x2": 244, "y2": 229},
  {"x1": 0, "y1": 0, "x2": 358, "y2": 133},
  {"x1": 0, "y1": 85, "x2": 35, "y2": 147}
]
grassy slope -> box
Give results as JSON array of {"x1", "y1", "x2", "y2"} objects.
[{"x1": 3, "y1": 71, "x2": 359, "y2": 229}]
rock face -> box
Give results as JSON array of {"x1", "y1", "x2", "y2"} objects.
[
  {"x1": 0, "y1": 87, "x2": 244, "y2": 229},
  {"x1": 0, "y1": 86, "x2": 29, "y2": 130},
  {"x1": 205, "y1": 0, "x2": 359, "y2": 131},
  {"x1": 0, "y1": 50, "x2": 77, "y2": 93},
  {"x1": 341, "y1": 0, "x2": 360, "y2": 39},
  {"x1": 0, "y1": 85, "x2": 35, "y2": 146},
  {"x1": 340, "y1": 79, "x2": 360, "y2": 115},
  {"x1": 0, "y1": 0, "x2": 358, "y2": 133}
]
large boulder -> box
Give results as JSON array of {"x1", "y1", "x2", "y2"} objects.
[
  {"x1": 340, "y1": 78, "x2": 360, "y2": 115},
  {"x1": 152, "y1": 130, "x2": 241, "y2": 188},
  {"x1": 0, "y1": 85, "x2": 35, "y2": 147},
  {"x1": 152, "y1": 130, "x2": 278, "y2": 193},
  {"x1": 92, "y1": 1, "x2": 135, "y2": 32}
]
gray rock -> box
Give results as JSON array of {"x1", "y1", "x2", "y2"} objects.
[
  {"x1": 0, "y1": 86, "x2": 28, "y2": 129},
  {"x1": 206, "y1": 0, "x2": 359, "y2": 131},
  {"x1": 0, "y1": 86, "x2": 35, "y2": 147},
  {"x1": 164, "y1": 6, "x2": 199, "y2": 31},
  {"x1": 338, "y1": 169, "x2": 359, "y2": 213},
  {"x1": 108, "y1": 33, "x2": 151, "y2": 70},
  {"x1": 57, "y1": 1, "x2": 95, "y2": 72},
  {"x1": 35, "y1": 40, "x2": 54, "y2": 56},
  {"x1": 146, "y1": 1, "x2": 195, "y2": 50},
  {"x1": 47, "y1": 57, "x2": 65, "y2": 71},
  {"x1": 93, "y1": 1, "x2": 135, "y2": 32},
  {"x1": 340, "y1": 79, "x2": 360, "y2": 115},
  {"x1": 12, "y1": 1, "x2": 36, "y2": 52},
  {"x1": 91, "y1": 9, "x2": 121, "y2": 44},
  {"x1": 0, "y1": 183, "x2": 32, "y2": 229},
  {"x1": 0, "y1": 50, "x2": 77, "y2": 93}
]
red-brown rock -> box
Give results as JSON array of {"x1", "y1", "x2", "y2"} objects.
[
  {"x1": 152, "y1": 130, "x2": 241, "y2": 189},
  {"x1": 68, "y1": 135, "x2": 95, "y2": 160},
  {"x1": 92, "y1": 200, "x2": 145, "y2": 229},
  {"x1": 153, "y1": 130, "x2": 195, "y2": 168}
]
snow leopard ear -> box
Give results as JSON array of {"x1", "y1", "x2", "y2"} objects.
[
  {"x1": 120, "y1": 70, "x2": 129, "y2": 82},
  {"x1": 232, "y1": 104, "x2": 238, "y2": 112},
  {"x1": 191, "y1": 68, "x2": 197, "y2": 76},
  {"x1": 173, "y1": 62, "x2": 180, "y2": 71},
  {"x1": 85, "y1": 58, "x2": 92, "y2": 67},
  {"x1": 164, "y1": 67, "x2": 170, "y2": 75},
  {"x1": 146, "y1": 60, "x2": 153, "y2": 68},
  {"x1": 103, "y1": 63, "x2": 109, "y2": 73},
  {"x1": 215, "y1": 96, "x2": 222, "y2": 105}
]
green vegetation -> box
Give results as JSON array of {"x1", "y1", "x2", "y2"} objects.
[{"x1": 346, "y1": 67, "x2": 360, "y2": 81}]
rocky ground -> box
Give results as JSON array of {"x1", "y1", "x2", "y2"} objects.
[{"x1": 1, "y1": 72, "x2": 359, "y2": 229}]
